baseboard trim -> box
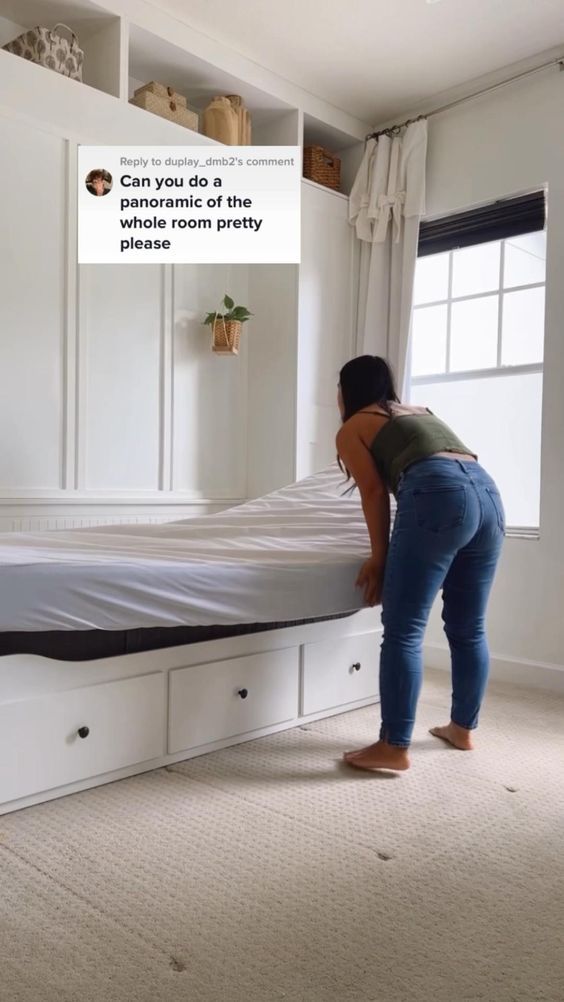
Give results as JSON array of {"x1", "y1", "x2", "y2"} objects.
[{"x1": 424, "y1": 642, "x2": 564, "y2": 695}]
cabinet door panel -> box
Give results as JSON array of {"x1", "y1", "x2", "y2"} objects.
[
  {"x1": 82, "y1": 265, "x2": 162, "y2": 490},
  {"x1": 298, "y1": 184, "x2": 358, "y2": 478},
  {"x1": 0, "y1": 115, "x2": 65, "y2": 489}
]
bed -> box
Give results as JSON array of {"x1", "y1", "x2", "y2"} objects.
[
  {"x1": 0, "y1": 464, "x2": 369, "y2": 660},
  {"x1": 0, "y1": 466, "x2": 382, "y2": 815}
]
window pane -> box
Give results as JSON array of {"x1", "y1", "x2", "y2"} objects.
[
  {"x1": 504, "y1": 231, "x2": 546, "y2": 289},
  {"x1": 502, "y1": 287, "x2": 545, "y2": 366},
  {"x1": 409, "y1": 372, "x2": 542, "y2": 527},
  {"x1": 450, "y1": 295, "x2": 498, "y2": 372},
  {"x1": 413, "y1": 252, "x2": 449, "y2": 305},
  {"x1": 410, "y1": 305, "x2": 447, "y2": 377},
  {"x1": 452, "y1": 241, "x2": 500, "y2": 298}
]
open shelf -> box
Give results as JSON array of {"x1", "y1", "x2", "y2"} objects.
[
  {"x1": 303, "y1": 114, "x2": 365, "y2": 153},
  {"x1": 0, "y1": 44, "x2": 223, "y2": 146},
  {"x1": 301, "y1": 177, "x2": 349, "y2": 202},
  {"x1": 0, "y1": 2, "x2": 364, "y2": 161},
  {"x1": 0, "y1": 0, "x2": 122, "y2": 97},
  {"x1": 128, "y1": 23, "x2": 301, "y2": 147},
  {"x1": 0, "y1": 0, "x2": 363, "y2": 170},
  {"x1": 303, "y1": 113, "x2": 365, "y2": 195}
]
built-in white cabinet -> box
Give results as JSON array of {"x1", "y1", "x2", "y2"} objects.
[
  {"x1": 245, "y1": 181, "x2": 360, "y2": 496},
  {"x1": 0, "y1": 0, "x2": 369, "y2": 526},
  {"x1": 0, "y1": 1, "x2": 379, "y2": 822},
  {"x1": 297, "y1": 181, "x2": 359, "y2": 480},
  {"x1": 0, "y1": 117, "x2": 66, "y2": 493},
  {"x1": 0, "y1": 615, "x2": 381, "y2": 814}
]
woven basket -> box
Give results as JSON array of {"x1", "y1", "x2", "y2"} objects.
[
  {"x1": 129, "y1": 91, "x2": 199, "y2": 131},
  {"x1": 212, "y1": 318, "x2": 241, "y2": 355},
  {"x1": 134, "y1": 81, "x2": 187, "y2": 107},
  {"x1": 303, "y1": 145, "x2": 341, "y2": 191}
]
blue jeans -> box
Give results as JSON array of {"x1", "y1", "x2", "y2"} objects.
[{"x1": 379, "y1": 458, "x2": 505, "y2": 747}]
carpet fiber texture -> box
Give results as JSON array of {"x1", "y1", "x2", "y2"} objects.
[{"x1": 1, "y1": 669, "x2": 563, "y2": 1002}]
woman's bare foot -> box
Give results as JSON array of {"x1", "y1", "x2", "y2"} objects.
[
  {"x1": 429, "y1": 722, "x2": 474, "y2": 750},
  {"x1": 343, "y1": 740, "x2": 410, "y2": 772}
]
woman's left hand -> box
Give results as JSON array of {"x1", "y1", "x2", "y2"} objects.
[{"x1": 356, "y1": 557, "x2": 384, "y2": 606}]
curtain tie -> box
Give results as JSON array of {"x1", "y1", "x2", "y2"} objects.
[{"x1": 373, "y1": 191, "x2": 406, "y2": 243}]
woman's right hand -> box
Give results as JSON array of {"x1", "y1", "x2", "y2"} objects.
[{"x1": 356, "y1": 557, "x2": 384, "y2": 606}]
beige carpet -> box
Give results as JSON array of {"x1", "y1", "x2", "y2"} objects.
[{"x1": 1, "y1": 669, "x2": 563, "y2": 1002}]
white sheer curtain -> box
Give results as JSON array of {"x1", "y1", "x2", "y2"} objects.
[{"x1": 349, "y1": 120, "x2": 428, "y2": 397}]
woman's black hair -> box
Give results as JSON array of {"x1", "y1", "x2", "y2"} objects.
[
  {"x1": 337, "y1": 355, "x2": 400, "y2": 486},
  {"x1": 339, "y1": 355, "x2": 400, "y2": 423}
]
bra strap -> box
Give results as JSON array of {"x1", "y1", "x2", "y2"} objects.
[{"x1": 357, "y1": 410, "x2": 392, "y2": 419}]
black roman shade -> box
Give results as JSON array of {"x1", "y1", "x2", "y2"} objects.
[{"x1": 418, "y1": 190, "x2": 546, "y2": 257}]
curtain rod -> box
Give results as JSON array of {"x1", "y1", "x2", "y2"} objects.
[{"x1": 365, "y1": 54, "x2": 564, "y2": 141}]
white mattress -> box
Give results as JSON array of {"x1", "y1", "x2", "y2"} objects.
[{"x1": 0, "y1": 465, "x2": 371, "y2": 633}]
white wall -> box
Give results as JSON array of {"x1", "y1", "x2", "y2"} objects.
[{"x1": 422, "y1": 67, "x2": 564, "y2": 675}]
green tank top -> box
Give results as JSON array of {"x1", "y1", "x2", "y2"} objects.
[{"x1": 364, "y1": 406, "x2": 476, "y2": 496}]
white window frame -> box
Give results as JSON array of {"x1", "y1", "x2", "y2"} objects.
[{"x1": 407, "y1": 236, "x2": 545, "y2": 537}]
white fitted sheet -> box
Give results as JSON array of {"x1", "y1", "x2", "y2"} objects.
[{"x1": 0, "y1": 465, "x2": 371, "y2": 632}]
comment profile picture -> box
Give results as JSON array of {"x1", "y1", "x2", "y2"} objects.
[{"x1": 85, "y1": 168, "x2": 113, "y2": 197}]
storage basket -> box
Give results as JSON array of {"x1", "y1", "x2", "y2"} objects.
[
  {"x1": 303, "y1": 145, "x2": 341, "y2": 191},
  {"x1": 3, "y1": 23, "x2": 83, "y2": 81},
  {"x1": 134, "y1": 81, "x2": 187, "y2": 108},
  {"x1": 212, "y1": 318, "x2": 241, "y2": 355},
  {"x1": 129, "y1": 90, "x2": 199, "y2": 131}
]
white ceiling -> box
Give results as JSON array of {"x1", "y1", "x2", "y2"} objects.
[{"x1": 145, "y1": 0, "x2": 564, "y2": 124}]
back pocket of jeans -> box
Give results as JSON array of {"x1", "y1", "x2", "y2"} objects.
[
  {"x1": 413, "y1": 485, "x2": 467, "y2": 532},
  {"x1": 486, "y1": 487, "x2": 506, "y2": 533}
]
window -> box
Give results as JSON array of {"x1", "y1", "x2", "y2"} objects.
[{"x1": 407, "y1": 191, "x2": 547, "y2": 530}]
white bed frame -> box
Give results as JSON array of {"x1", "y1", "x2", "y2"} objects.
[{"x1": 0, "y1": 610, "x2": 381, "y2": 815}]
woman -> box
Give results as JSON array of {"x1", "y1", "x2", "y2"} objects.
[{"x1": 336, "y1": 355, "x2": 505, "y2": 772}]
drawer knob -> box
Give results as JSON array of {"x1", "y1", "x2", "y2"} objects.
[
  {"x1": 352, "y1": 662, "x2": 362, "y2": 672},
  {"x1": 238, "y1": 688, "x2": 249, "y2": 700},
  {"x1": 77, "y1": 726, "x2": 90, "y2": 739}
]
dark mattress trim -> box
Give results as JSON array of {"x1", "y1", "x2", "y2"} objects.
[{"x1": 0, "y1": 613, "x2": 354, "y2": 662}]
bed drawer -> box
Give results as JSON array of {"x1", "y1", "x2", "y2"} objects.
[
  {"x1": 169, "y1": 647, "x2": 299, "y2": 753},
  {"x1": 301, "y1": 631, "x2": 380, "y2": 716},
  {"x1": 0, "y1": 673, "x2": 165, "y2": 804}
]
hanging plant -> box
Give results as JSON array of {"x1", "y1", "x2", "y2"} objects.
[{"x1": 203, "y1": 294, "x2": 253, "y2": 354}]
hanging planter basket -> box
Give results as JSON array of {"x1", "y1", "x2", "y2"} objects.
[
  {"x1": 212, "y1": 317, "x2": 242, "y2": 354},
  {"x1": 204, "y1": 295, "x2": 252, "y2": 354}
]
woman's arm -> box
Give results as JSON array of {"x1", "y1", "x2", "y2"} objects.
[{"x1": 336, "y1": 424, "x2": 390, "y2": 604}]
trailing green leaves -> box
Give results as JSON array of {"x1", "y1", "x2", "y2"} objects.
[{"x1": 202, "y1": 295, "x2": 253, "y2": 326}]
